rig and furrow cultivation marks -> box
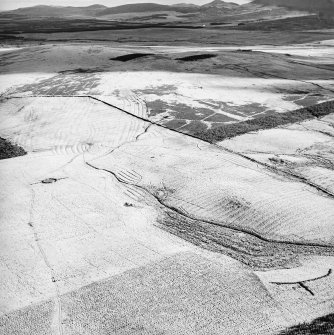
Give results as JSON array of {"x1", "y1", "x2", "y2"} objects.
[{"x1": 1, "y1": 93, "x2": 334, "y2": 265}]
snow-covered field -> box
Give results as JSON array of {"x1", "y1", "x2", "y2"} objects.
[{"x1": 1, "y1": 42, "x2": 334, "y2": 334}]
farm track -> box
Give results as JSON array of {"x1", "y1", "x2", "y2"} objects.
[{"x1": 26, "y1": 187, "x2": 64, "y2": 335}]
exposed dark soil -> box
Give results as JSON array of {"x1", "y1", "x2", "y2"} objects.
[
  {"x1": 110, "y1": 53, "x2": 153, "y2": 62},
  {"x1": 279, "y1": 314, "x2": 334, "y2": 335},
  {"x1": 195, "y1": 100, "x2": 334, "y2": 143},
  {"x1": 0, "y1": 137, "x2": 26, "y2": 160},
  {"x1": 176, "y1": 54, "x2": 216, "y2": 62}
]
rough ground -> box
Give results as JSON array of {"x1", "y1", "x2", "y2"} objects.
[
  {"x1": 0, "y1": 40, "x2": 334, "y2": 334},
  {"x1": 0, "y1": 137, "x2": 26, "y2": 160}
]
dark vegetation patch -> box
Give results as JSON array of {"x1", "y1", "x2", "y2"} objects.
[
  {"x1": 205, "y1": 102, "x2": 269, "y2": 119},
  {"x1": 147, "y1": 100, "x2": 214, "y2": 120},
  {"x1": 134, "y1": 85, "x2": 177, "y2": 96},
  {"x1": 182, "y1": 120, "x2": 208, "y2": 134},
  {"x1": 110, "y1": 53, "x2": 153, "y2": 62},
  {"x1": 160, "y1": 211, "x2": 334, "y2": 269},
  {"x1": 132, "y1": 14, "x2": 168, "y2": 21},
  {"x1": 210, "y1": 22, "x2": 228, "y2": 26},
  {"x1": 235, "y1": 15, "x2": 334, "y2": 31},
  {"x1": 0, "y1": 16, "x2": 204, "y2": 34},
  {"x1": 283, "y1": 90, "x2": 310, "y2": 95},
  {"x1": 13, "y1": 73, "x2": 99, "y2": 96},
  {"x1": 279, "y1": 314, "x2": 334, "y2": 335},
  {"x1": 146, "y1": 99, "x2": 168, "y2": 117},
  {"x1": 97, "y1": 3, "x2": 199, "y2": 15},
  {"x1": 311, "y1": 93, "x2": 323, "y2": 97},
  {"x1": 0, "y1": 300, "x2": 54, "y2": 335},
  {"x1": 59, "y1": 68, "x2": 102, "y2": 74},
  {"x1": 195, "y1": 100, "x2": 334, "y2": 143},
  {"x1": 225, "y1": 196, "x2": 251, "y2": 211},
  {"x1": 169, "y1": 105, "x2": 214, "y2": 120},
  {"x1": 254, "y1": 0, "x2": 334, "y2": 18},
  {"x1": 211, "y1": 122, "x2": 227, "y2": 129},
  {"x1": 236, "y1": 49, "x2": 253, "y2": 52},
  {"x1": 177, "y1": 13, "x2": 198, "y2": 18},
  {"x1": 293, "y1": 96, "x2": 324, "y2": 108},
  {"x1": 0, "y1": 137, "x2": 26, "y2": 160},
  {"x1": 164, "y1": 119, "x2": 188, "y2": 129},
  {"x1": 204, "y1": 113, "x2": 237, "y2": 123},
  {"x1": 176, "y1": 54, "x2": 217, "y2": 62},
  {"x1": 2, "y1": 25, "x2": 333, "y2": 47},
  {"x1": 226, "y1": 102, "x2": 270, "y2": 117},
  {"x1": 0, "y1": 34, "x2": 24, "y2": 41}
]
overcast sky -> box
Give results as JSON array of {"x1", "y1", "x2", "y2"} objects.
[{"x1": 0, "y1": 0, "x2": 251, "y2": 11}]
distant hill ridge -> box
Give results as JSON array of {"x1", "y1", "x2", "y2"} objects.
[
  {"x1": 5, "y1": 1, "x2": 241, "y2": 16},
  {"x1": 4, "y1": 0, "x2": 333, "y2": 18},
  {"x1": 8, "y1": 4, "x2": 108, "y2": 16},
  {"x1": 202, "y1": 0, "x2": 239, "y2": 9},
  {"x1": 253, "y1": 0, "x2": 334, "y2": 17},
  {"x1": 96, "y1": 3, "x2": 199, "y2": 16}
]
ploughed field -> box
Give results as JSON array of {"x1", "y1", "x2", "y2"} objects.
[{"x1": 0, "y1": 41, "x2": 334, "y2": 334}]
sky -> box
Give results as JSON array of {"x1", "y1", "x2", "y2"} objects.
[{"x1": 0, "y1": 0, "x2": 250, "y2": 11}]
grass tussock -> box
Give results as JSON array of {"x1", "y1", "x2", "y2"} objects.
[
  {"x1": 195, "y1": 100, "x2": 334, "y2": 143},
  {"x1": 279, "y1": 313, "x2": 334, "y2": 334},
  {"x1": 0, "y1": 137, "x2": 26, "y2": 160}
]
